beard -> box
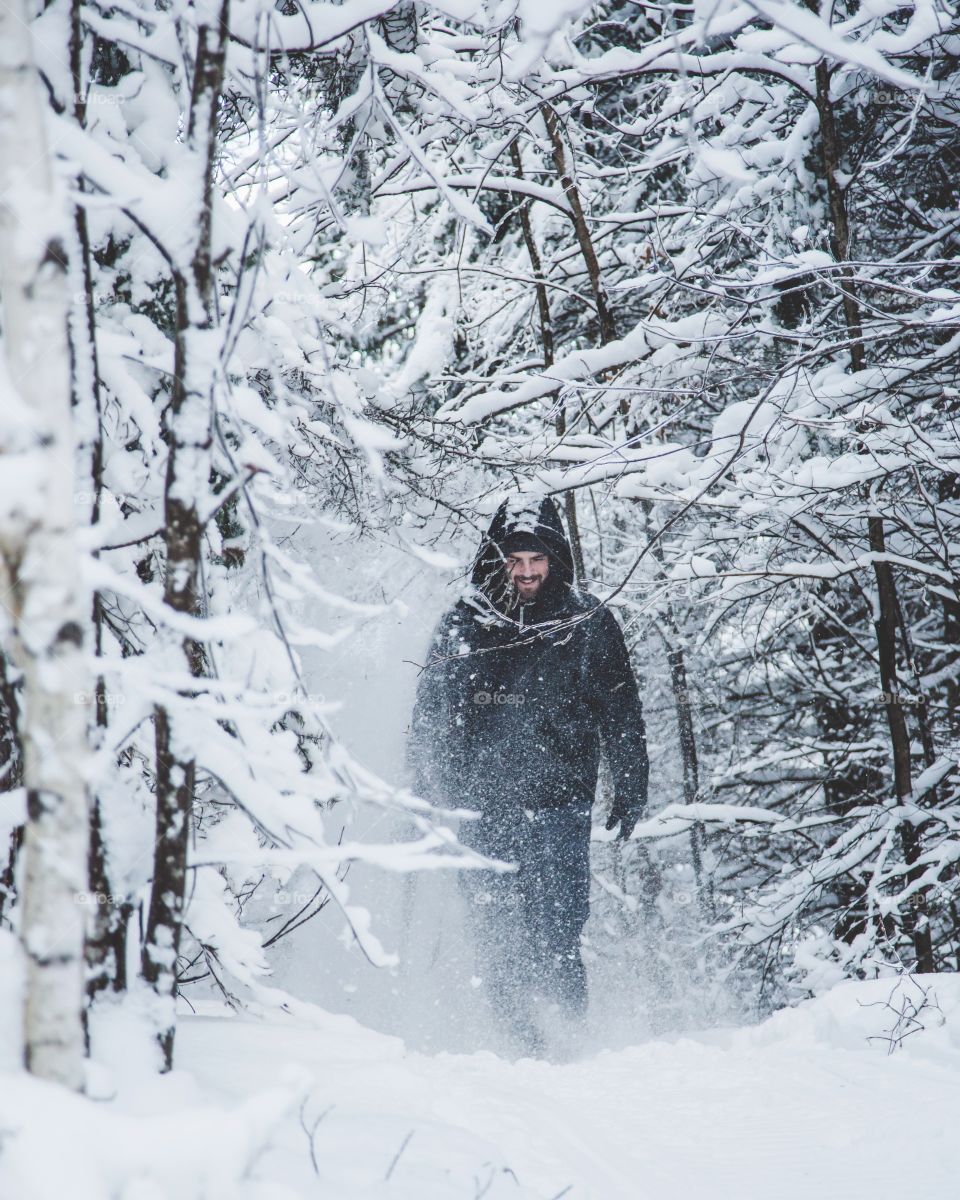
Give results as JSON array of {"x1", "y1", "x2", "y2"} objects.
[{"x1": 513, "y1": 576, "x2": 545, "y2": 599}]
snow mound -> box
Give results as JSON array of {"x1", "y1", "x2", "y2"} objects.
[{"x1": 739, "y1": 972, "x2": 960, "y2": 1061}]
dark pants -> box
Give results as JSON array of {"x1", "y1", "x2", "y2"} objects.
[{"x1": 460, "y1": 802, "x2": 592, "y2": 1049}]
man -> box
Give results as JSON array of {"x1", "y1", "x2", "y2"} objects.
[{"x1": 408, "y1": 495, "x2": 649, "y2": 1054}]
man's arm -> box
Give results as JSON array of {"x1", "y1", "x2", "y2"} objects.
[
  {"x1": 406, "y1": 612, "x2": 458, "y2": 806},
  {"x1": 590, "y1": 606, "x2": 649, "y2": 838}
]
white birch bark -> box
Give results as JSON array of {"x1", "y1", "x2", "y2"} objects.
[{"x1": 0, "y1": 0, "x2": 91, "y2": 1090}]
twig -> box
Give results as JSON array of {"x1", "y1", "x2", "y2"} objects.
[
  {"x1": 385, "y1": 1130, "x2": 414, "y2": 1181},
  {"x1": 299, "y1": 1100, "x2": 335, "y2": 1176}
]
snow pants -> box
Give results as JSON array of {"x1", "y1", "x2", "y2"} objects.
[{"x1": 459, "y1": 802, "x2": 592, "y2": 1049}]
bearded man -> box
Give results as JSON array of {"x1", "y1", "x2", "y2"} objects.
[{"x1": 408, "y1": 495, "x2": 649, "y2": 1054}]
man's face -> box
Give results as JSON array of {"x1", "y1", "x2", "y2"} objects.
[{"x1": 506, "y1": 550, "x2": 550, "y2": 601}]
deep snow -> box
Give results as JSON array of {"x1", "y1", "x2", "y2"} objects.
[{"x1": 2, "y1": 974, "x2": 958, "y2": 1200}]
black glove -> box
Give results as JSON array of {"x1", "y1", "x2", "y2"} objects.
[{"x1": 605, "y1": 797, "x2": 643, "y2": 841}]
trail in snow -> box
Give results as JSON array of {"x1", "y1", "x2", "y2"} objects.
[
  {"x1": 175, "y1": 976, "x2": 959, "y2": 1200},
  {"x1": 3, "y1": 976, "x2": 958, "y2": 1199}
]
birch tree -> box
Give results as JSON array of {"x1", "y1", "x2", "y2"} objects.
[{"x1": 0, "y1": 0, "x2": 91, "y2": 1089}]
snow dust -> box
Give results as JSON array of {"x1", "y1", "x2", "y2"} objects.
[{"x1": 258, "y1": 528, "x2": 741, "y2": 1057}]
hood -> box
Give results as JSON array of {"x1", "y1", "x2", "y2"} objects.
[{"x1": 470, "y1": 495, "x2": 574, "y2": 613}]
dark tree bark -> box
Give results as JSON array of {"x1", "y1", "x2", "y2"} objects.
[
  {"x1": 814, "y1": 61, "x2": 865, "y2": 374},
  {"x1": 542, "y1": 104, "x2": 617, "y2": 348},
  {"x1": 540, "y1": 107, "x2": 708, "y2": 900},
  {"x1": 141, "y1": 0, "x2": 229, "y2": 1069},
  {"x1": 816, "y1": 55, "x2": 935, "y2": 971},
  {"x1": 0, "y1": 647, "x2": 23, "y2": 795},
  {"x1": 0, "y1": 646, "x2": 24, "y2": 931},
  {"x1": 641, "y1": 502, "x2": 711, "y2": 916},
  {"x1": 67, "y1": 0, "x2": 132, "y2": 1009},
  {"x1": 509, "y1": 138, "x2": 586, "y2": 581},
  {"x1": 868, "y1": 517, "x2": 935, "y2": 972}
]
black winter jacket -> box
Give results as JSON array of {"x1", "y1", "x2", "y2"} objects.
[{"x1": 408, "y1": 497, "x2": 649, "y2": 822}]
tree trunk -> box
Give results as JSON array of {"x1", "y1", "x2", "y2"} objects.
[
  {"x1": 815, "y1": 56, "x2": 934, "y2": 971},
  {"x1": 140, "y1": 0, "x2": 229, "y2": 1070},
  {"x1": 868, "y1": 517, "x2": 935, "y2": 972},
  {"x1": 0, "y1": 645, "x2": 23, "y2": 794},
  {"x1": 65, "y1": 0, "x2": 130, "y2": 1008},
  {"x1": 641, "y1": 503, "x2": 711, "y2": 915},
  {"x1": 814, "y1": 60, "x2": 865, "y2": 374},
  {"x1": 541, "y1": 105, "x2": 617, "y2": 347},
  {"x1": 540, "y1": 111, "x2": 708, "y2": 900},
  {"x1": 0, "y1": 0, "x2": 91, "y2": 1089},
  {"x1": 509, "y1": 137, "x2": 585, "y2": 582},
  {"x1": 0, "y1": 645, "x2": 23, "y2": 929}
]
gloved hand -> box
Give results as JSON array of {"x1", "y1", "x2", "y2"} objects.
[{"x1": 605, "y1": 797, "x2": 643, "y2": 841}]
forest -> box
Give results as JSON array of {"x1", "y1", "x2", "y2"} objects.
[{"x1": 1, "y1": 0, "x2": 959, "y2": 1195}]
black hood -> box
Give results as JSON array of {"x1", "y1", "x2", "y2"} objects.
[{"x1": 470, "y1": 495, "x2": 574, "y2": 613}]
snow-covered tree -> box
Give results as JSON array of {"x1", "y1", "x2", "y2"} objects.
[
  {"x1": 2, "y1": 0, "x2": 960, "y2": 1094},
  {"x1": 0, "y1": 0, "x2": 91, "y2": 1088}
]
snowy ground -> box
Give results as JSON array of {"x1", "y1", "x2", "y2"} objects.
[
  {"x1": 3, "y1": 974, "x2": 959, "y2": 1200},
  {"x1": 4, "y1": 551, "x2": 957, "y2": 1198}
]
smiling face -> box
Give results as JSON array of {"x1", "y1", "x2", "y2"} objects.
[{"x1": 506, "y1": 550, "x2": 550, "y2": 601}]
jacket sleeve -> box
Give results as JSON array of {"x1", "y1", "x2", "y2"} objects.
[
  {"x1": 589, "y1": 606, "x2": 649, "y2": 820},
  {"x1": 406, "y1": 612, "x2": 458, "y2": 807}
]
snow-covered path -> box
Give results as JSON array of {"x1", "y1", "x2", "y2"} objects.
[
  {"x1": 176, "y1": 977, "x2": 960, "y2": 1200},
  {"x1": 3, "y1": 977, "x2": 958, "y2": 1199}
]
